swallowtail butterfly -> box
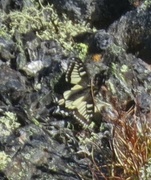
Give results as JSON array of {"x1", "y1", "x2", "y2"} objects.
[{"x1": 58, "y1": 58, "x2": 110, "y2": 128}]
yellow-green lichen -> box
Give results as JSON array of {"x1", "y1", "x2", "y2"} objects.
[
  {"x1": 111, "y1": 63, "x2": 132, "y2": 95},
  {"x1": 0, "y1": 151, "x2": 11, "y2": 170},
  {"x1": 142, "y1": 0, "x2": 151, "y2": 9},
  {"x1": 106, "y1": 79, "x2": 116, "y2": 94},
  {"x1": 112, "y1": 63, "x2": 126, "y2": 82},
  {"x1": 1, "y1": 1, "x2": 95, "y2": 56},
  {"x1": 74, "y1": 43, "x2": 89, "y2": 59},
  {"x1": 0, "y1": 111, "x2": 20, "y2": 132},
  {"x1": 120, "y1": 64, "x2": 129, "y2": 73},
  {"x1": 31, "y1": 117, "x2": 41, "y2": 126},
  {"x1": 109, "y1": 44, "x2": 125, "y2": 56}
]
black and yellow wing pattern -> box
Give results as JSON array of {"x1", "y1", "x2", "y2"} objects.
[{"x1": 59, "y1": 58, "x2": 95, "y2": 127}]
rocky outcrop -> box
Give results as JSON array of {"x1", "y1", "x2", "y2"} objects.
[{"x1": 0, "y1": 0, "x2": 151, "y2": 179}]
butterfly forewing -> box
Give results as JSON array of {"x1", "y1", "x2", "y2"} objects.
[{"x1": 66, "y1": 59, "x2": 87, "y2": 84}]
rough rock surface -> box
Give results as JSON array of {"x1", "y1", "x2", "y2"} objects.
[
  {"x1": 0, "y1": 0, "x2": 150, "y2": 179},
  {"x1": 108, "y1": 4, "x2": 151, "y2": 64},
  {"x1": 46, "y1": 0, "x2": 132, "y2": 28}
]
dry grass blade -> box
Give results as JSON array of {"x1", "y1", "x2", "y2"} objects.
[{"x1": 111, "y1": 104, "x2": 151, "y2": 179}]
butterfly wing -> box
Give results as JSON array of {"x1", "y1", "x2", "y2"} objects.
[
  {"x1": 65, "y1": 59, "x2": 87, "y2": 85},
  {"x1": 59, "y1": 58, "x2": 95, "y2": 126},
  {"x1": 73, "y1": 99, "x2": 94, "y2": 126},
  {"x1": 64, "y1": 84, "x2": 94, "y2": 125}
]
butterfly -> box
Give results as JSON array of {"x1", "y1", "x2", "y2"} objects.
[
  {"x1": 58, "y1": 57, "x2": 106, "y2": 128},
  {"x1": 58, "y1": 57, "x2": 114, "y2": 130}
]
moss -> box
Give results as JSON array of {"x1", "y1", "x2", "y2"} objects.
[{"x1": 0, "y1": 151, "x2": 11, "y2": 170}]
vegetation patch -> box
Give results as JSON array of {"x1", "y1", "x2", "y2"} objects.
[
  {"x1": 0, "y1": 151, "x2": 11, "y2": 171},
  {"x1": 1, "y1": 1, "x2": 94, "y2": 57}
]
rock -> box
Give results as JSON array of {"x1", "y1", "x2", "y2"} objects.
[
  {"x1": 0, "y1": 65, "x2": 26, "y2": 105},
  {"x1": 0, "y1": 0, "x2": 151, "y2": 179},
  {"x1": 108, "y1": 3, "x2": 151, "y2": 64},
  {"x1": 47, "y1": 0, "x2": 132, "y2": 28},
  {"x1": 0, "y1": 37, "x2": 15, "y2": 61}
]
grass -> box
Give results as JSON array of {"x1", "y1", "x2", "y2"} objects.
[{"x1": 87, "y1": 98, "x2": 151, "y2": 179}]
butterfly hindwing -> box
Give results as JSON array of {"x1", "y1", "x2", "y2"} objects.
[{"x1": 72, "y1": 101, "x2": 94, "y2": 127}]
